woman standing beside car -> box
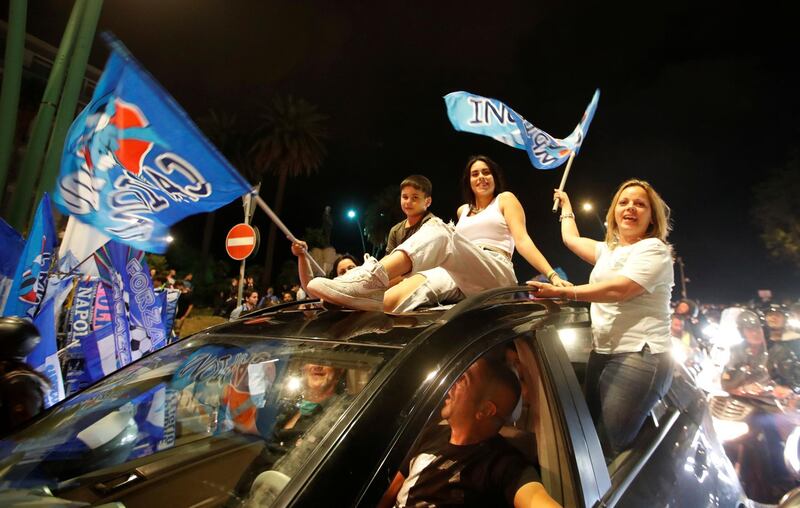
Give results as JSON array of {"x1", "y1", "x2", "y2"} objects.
[{"x1": 528, "y1": 179, "x2": 675, "y2": 458}]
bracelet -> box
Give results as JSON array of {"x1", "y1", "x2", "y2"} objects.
[
  {"x1": 559, "y1": 212, "x2": 575, "y2": 222},
  {"x1": 546, "y1": 270, "x2": 557, "y2": 281}
]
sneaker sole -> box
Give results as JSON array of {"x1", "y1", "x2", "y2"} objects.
[{"x1": 307, "y1": 282, "x2": 383, "y2": 312}]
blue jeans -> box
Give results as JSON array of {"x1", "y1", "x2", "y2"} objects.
[{"x1": 584, "y1": 345, "x2": 674, "y2": 457}]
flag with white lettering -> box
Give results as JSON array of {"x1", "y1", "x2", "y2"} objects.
[
  {"x1": 54, "y1": 36, "x2": 252, "y2": 253},
  {"x1": 444, "y1": 89, "x2": 600, "y2": 170},
  {"x1": 95, "y1": 241, "x2": 167, "y2": 369},
  {"x1": 30, "y1": 297, "x2": 66, "y2": 408},
  {"x1": 3, "y1": 194, "x2": 56, "y2": 318}
]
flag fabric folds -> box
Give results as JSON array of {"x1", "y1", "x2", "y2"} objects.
[
  {"x1": 54, "y1": 37, "x2": 252, "y2": 253},
  {"x1": 444, "y1": 89, "x2": 600, "y2": 170},
  {"x1": 3, "y1": 194, "x2": 56, "y2": 319},
  {"x1": 57, "y1": 216, "x2": 110, "y2": 276}
]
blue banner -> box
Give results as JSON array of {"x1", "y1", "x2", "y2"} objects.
[
  {"x1": 0, "y1": 218, "x2": 24, "y2": 314},
  {"x1": 95, "y1": 241, "x2": 167, "y2": 368},
  {"x1": 54, "y1": 37, "x2": 252, "y2": 253},
  {"x1": 3, "y1": 194, "x2": 56, "y2": 318},
  {"x1": 30, "y1": 298, "x2": 66, "y2": 408},
  {"x1": 444, "y1": 89, "x2": 600, "y2": 170}
]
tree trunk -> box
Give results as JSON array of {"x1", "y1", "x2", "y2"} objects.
[{"x1": 262, "y1": 169, "x2": 288, "y2": 287}]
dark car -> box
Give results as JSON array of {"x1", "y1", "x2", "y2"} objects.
[{"x1": 0, "y1": 288, "x2": 763, "y2": 507}]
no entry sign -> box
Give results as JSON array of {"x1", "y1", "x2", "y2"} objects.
[{"x1": 226, "y1": 223, "x2": 257, "y2": 260}]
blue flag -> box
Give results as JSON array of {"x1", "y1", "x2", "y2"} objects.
[
  {"x1": 30, "y1": 297, "x2": 66, "y2": 408},
  {"x1": 54, "y1": 36, "x2": 252, "y2": 253},
  {"x1": 95, "y1": 241, "x2": 167, "y2": 368},
  {"x1": 0, "y1": 218, "x2": 24, "y2": 314},
  {"x1": 444, "y1": 89, "x2": 600, "y2": 170},
  {"x1": 3, "y1": 194, "x2": 56, "y2": 318}
]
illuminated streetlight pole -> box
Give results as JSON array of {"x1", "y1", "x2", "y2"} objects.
[{"x1": 347, "y1": 208, "x2": 367, "y2": 256}]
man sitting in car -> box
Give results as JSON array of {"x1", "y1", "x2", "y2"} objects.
[
  {"x1": 226, "y1": 362, "x2": 344, "y2": 455},
  {"x1": 378, "y1": 357, "x2": 560, "y2": 508}
]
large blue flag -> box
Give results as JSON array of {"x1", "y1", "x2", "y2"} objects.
[
  {"x1": 0, "y1": 218, "x2": 24, "y2": 314},
  {"x1": 3, "y1": 194, "x2": 56, "y2": 319},
  {"x1": 95, "y1": 241, "x2": 167, "y2": 369},
  {"x1": 54, "y1": 36, "x2": 252, "y2": 253},
  {"x1": 444, "y1": 89, "x2": 600, "y2": 170}
]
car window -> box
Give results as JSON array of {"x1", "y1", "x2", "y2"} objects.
[
  {"x1": 377, "y1": 339, "x2": 569, "y2": 508},
  {"x1": 0, "y1": 334, "x2": 397, "y2": 506}
]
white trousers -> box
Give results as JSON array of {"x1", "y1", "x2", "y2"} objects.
[
  {"x1": 394, "y1": 218, "x2": 517, "y2": 296},
  {"x1": 392, "y1": 267, "x2": 464, "y2": 313}
]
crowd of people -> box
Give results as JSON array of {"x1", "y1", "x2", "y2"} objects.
[{"x1": 5, "y1": 152, "x2": 800, "y2": 507}]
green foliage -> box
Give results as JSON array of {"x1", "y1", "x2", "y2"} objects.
[
  {"x1": 145, "y1": 254, "x2": 168, "y2": 274},
  {"x1": 753, "y1": 157, "x2": 800, "y2": 268}
]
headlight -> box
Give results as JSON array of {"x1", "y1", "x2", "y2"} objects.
[
  {"x1": 711, "y1": 418, "x2": 749, "y2": 442},
  {"x1": 702, "y1": 323, "x2": 719, "y2": 339},
  {"x1": 671, "y1": 340, "x2": 687, "y2": 364}
]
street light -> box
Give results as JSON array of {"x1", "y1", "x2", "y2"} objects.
[
  {"x1": 346, "y1": 208, "x2": 367, "y2": 255},
  {"x1": 581, "y1": 202, "x2": 606, "y2": 232}
]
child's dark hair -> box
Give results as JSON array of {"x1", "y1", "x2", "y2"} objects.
[
  {"x1": 461, "y1": 155, "x2": 506, "y2": 207},
  {"x1": 400, "y1": 175, "x2": 433, "y2": 197}
]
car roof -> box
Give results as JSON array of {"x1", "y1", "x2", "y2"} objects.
[{"x1": 199, "y1": 287, "x2": 583, "y2": 350}]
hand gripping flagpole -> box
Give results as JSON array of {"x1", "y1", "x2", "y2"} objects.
[
  {"x1": 254, "y1": 195, "x2": 326, "y2": 276},
  {"x1": 552, "y1": 151, "x2": 576, "y2": 213}
]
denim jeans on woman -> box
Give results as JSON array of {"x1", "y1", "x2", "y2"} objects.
[{"x1": 584, "y1": 345, "x2": 674, "y2": 458}]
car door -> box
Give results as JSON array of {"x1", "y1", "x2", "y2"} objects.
[{"x1": 338, "y1": 307, "x2": 588, "y2": 507}]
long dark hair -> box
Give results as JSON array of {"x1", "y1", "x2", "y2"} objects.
[
  {"x1": 461, "y1": 155, "x2": 507, "y2": 207},
  {"x1": 329, "y1": 254, "x2": 358, "y2": 279}
]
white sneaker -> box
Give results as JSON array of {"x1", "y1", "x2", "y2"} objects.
[{"x1": 306, "y1": 254, "x2": 389, "y2": 311}]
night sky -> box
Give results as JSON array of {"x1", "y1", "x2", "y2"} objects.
[{"x1": 8, "y1": 1, "x2": 800, "y2": 303}]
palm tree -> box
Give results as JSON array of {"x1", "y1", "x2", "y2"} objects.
[{"x1": 252, "y1": 95, "x2": 328, "y2": 286}]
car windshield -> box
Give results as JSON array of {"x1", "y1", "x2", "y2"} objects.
[{"x1": 0, "y1": 331, "x2": 396, "y2": 502}]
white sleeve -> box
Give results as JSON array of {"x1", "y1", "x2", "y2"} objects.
[{"x1": 619, "y1": 239, "x2": 673, "y2": 293}]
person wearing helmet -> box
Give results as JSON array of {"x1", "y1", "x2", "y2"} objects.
[
  {"x1": 0, "y1": 317, "x2": 50, "y2": 434},
  {"x1": 721, "y1": 309, "x2": 771, "y2": 394},
  {"x1": 768, "y1": 304, "x2": 800, "y2": 393}
]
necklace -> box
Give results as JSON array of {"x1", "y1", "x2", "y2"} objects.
[{"x1": 470, "y1": 205, "x2": 486, "y2": 215}]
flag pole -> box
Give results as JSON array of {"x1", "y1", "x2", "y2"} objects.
[
  {"x1": 552, "y1": 151, "x2": 576, "y2": 213},
  {"x1": 254, "y1": 195, "x2": 325, "y2": 276}
]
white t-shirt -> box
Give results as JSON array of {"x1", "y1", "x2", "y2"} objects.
[{"x1": 589, "y1": 238, "x2": 674, "y2": 354}]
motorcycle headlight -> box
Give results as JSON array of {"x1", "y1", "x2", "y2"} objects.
[
  {"x1": 711, "y1": 418, "x2": 749, "y2": 442},
  {"x1": 671, "y1": 340, "x2": 687, "y2": 364}
]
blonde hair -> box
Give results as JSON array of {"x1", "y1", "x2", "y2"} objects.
[{"x1": 604, "y1": 179, "x2": 671, "y2": 246}]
